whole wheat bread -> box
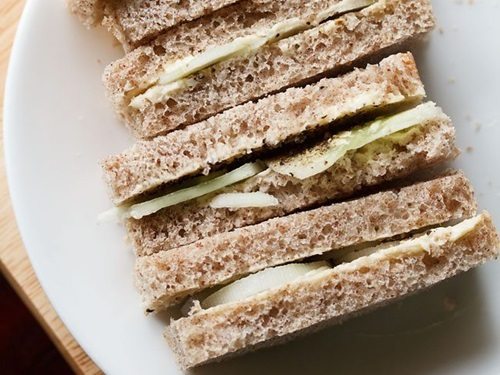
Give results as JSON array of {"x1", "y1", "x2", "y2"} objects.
[
  {"x1": 127, "y1": 117, "x2": 458, "y2": 256},
  {"x1": 103, "y1": 0, "x2": 435, "y2": 138},
  {"x1": 111, "y1": 0, "x2": 374, "y2": 55},
  {"x1": 103, "y1": 52, "x2": 425, "y2": 203},
  {"x1": 135, "y1": 172, "x2": 476, "y2": 311},
  {"x1": 165, "y1": 213, "x2": 499, "y2": 369},
  {"x1": 68, "y1": 0, "x2": 239, "y2": 50}
]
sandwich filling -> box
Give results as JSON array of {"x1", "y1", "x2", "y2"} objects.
[
  {"x1": 194, "y1": 215, "x2": 484, "y2": 311},
  {"x1": 267, "y1": 102, "x2": 440, "y2": 179},
  {"x1": 202, "y1": 261, "x2": 331, "y2": 308},
  {"x1": 129, "y1": 0, "x2": 377, "y2": 108},
  {"x1": 100, "y1": 103, "x2": 442, "y2": 221},
  {"x1": 208, "y1": 192, "x2": 279, "y2": 209},
  {"x1": 99, "y1": 162, "x2": 265, "y2": 221}
]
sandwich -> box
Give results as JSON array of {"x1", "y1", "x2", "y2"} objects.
[
  {"x1": 135, "y1": 171, "x2": 479, "y2": 312},
  {"x1": 67, "y1": 0, "x2": 240, "y2": 50},
  {"x1": 85, "y1": 0, "x2": 499, "y2": 370},
  {"x1": 103, "y1": 52, "x2": 425, "y2": 204},
  {"x1": 101, "y1": 53, "x2": 458, "y2": 256},
  {"x1": 165, "y1": 211, "x2": 499, "y2": 368},
  {"x1": 102, "y1": 0, "x2": 436, "y2": 138}
]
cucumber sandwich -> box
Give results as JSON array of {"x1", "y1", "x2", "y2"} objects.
[
  {"x1": 72, "y1": 0, "x2": 500, "y2": 369},
  {"x1": 99, "y1": 0, "x2": 435, "y2": 138}
]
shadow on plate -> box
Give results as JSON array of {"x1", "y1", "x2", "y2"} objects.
[{"x1": 189, "y1": 268, "x2": 494, "y2": 375}]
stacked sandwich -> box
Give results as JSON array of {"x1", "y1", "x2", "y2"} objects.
[{"x1": 71, "y1": 0, "x2": 499, "y2": 369}]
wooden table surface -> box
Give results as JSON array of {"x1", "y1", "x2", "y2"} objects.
[{"x1": 0, "y1": 1, "x2": 101, "y2": 373}]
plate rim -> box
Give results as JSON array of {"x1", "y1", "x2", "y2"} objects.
[{"x1": 3, "y1": 0, "x2": 110, "y2": 372}]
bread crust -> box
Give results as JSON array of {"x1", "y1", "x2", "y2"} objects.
[
  {"x1": 165, "y1": 213, "x2": 499, "y2": 369},
  {"x1": 103, "y1": 52, "x2": 425, "y2": 204},
  {"x1": 103, "y1": 0, "x2": 435, "y2": 138},
  {"x1": 135, "y1": 172, "x2": 476, "y2": 311}
]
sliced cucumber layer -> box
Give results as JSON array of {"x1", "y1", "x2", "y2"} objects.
[
  {"x1": 209, "y1": 192, "x2": 279, "y2": 208},
  {"x1": 99, "y1": 162, "x2": 266, "y2": 222},
  {"x1": 200, "y1": 215, "x2": 484, "y2": 310},
  {"x1": 267, "y1": 102, "x2": 444, "y2": 179},
  {"x1": 202, "y1": 261, "x2": 331, "y2": 308},
  {"x1": 101, "y1": 103, "x2": 444, "y2": 221}
]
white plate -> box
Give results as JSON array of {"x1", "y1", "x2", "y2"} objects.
[{"x1": 4, "y1": 1, "x2": 500, "y2": 374}]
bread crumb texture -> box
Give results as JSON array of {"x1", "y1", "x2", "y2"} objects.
[
  {"x1": 102, "y1": 52, "x2": 424, "y2": 203},
  {"x1": 165, "y1": 214, "x2": 499, "y2": 368},
  {"x1": 103, "y1": 0, "x2": 435, "y2": 137},
  {"x1": 135, "y1": 171, "x2": 475, "y2": 311},
  {"x1": 128, "y1": 117, "x2": 457, "y2": 255}
]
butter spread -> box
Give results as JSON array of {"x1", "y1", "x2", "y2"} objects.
[{"x1": 338, "y1": 215, "x2": 483, "y2": 266}]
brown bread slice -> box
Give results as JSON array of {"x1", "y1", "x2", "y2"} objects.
[
  {"x1": 110, "y1": 0, "x2": 364, "y2": 51},
  {"x1": 68, "y1": 0, "x2": 239, "y2": 50},
  {"x1": 69, "y1": 0, "x2": 373, "y2": 51},
  {"x1": 103, "y1": 52, "x2": 425, "y2": 204},
  {"x1": 135, "y1": 172, "x2": 476, "y2": 311},
  {"x1": 103, "y1": 0, "x2": 435, "y2": 138},
  {"x1": 127, "y1": 116, "x2": 458, "y2": 256},
  {"x1": 116, "y1": 0, "x2": 372, "y2": 55},
  {"x1": 165, "y1": 213, "x2": 499, "y2": 369}
]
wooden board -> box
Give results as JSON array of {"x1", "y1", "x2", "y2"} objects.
[{"x1": 0, "y1": 1, "x2": 101, "y2": 374}]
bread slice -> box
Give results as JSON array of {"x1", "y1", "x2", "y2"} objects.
[
  {"x1": 103, "y1": 0, "x2": 435, "y2": 138},
  {"x1": 127, "y1": 115, "x2": 458, "y2": 256},
  {"x1": 135, "y1": 172, "x2": 476, "y2": 311},
  {"x1": 165, "y1": 212, "x2": 499, "y2": 369},
  {"x1": 116, "y1": 0, "x2": 376, "y2": 58},
  {"x1": 68, "y1": 0, "x2": 239, "y2": 50},
  {"x1": 103, "y1": 52, "x2": 425, "y2": 204}
]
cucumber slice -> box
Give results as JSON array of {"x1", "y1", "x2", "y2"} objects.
[
  {"x1": 128, "y1": 162, "x2": 266, "y2": 219},
  {"x1": 202, "y1": 261, "x2": 331, "y2": 308},
  {"x1": 130, "y1": 79, "x2": 191, "y2": 109},
  {"x1": 318, "y1": 0, "x2": 376, "y2": 21},
  {"x1": 99, "y1": 162, "x2": 266, "y2": 221},
  {"x1": 209, "y1": 192, "x2": 279, "y2": 208},
  {"x1": 267, "y1": 102, "x2": 443, "y2": 180}
]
